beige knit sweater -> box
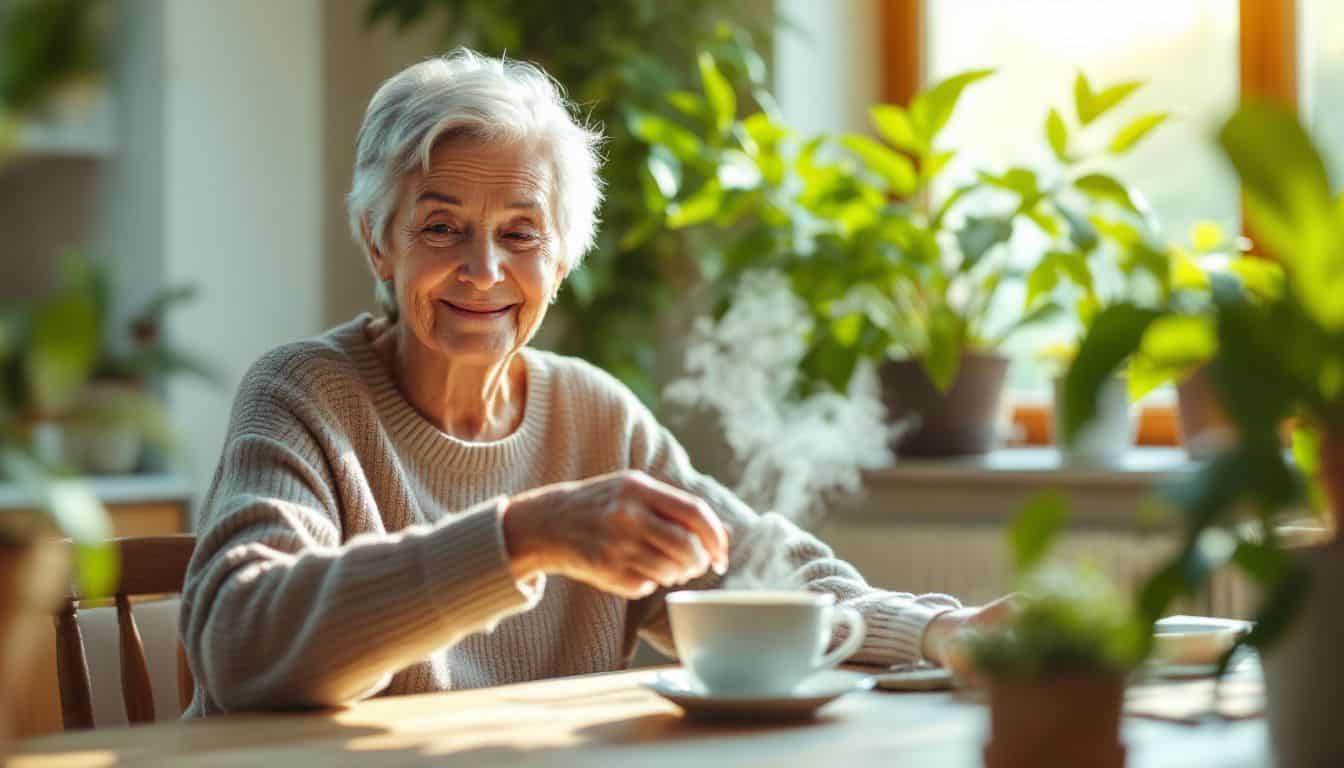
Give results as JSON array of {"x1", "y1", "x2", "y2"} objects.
[{"x1": 179, "y1": 315, "x2": 960, "y2": 716}]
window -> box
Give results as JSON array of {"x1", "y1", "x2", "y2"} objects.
[
  {"x1": 923, "y1": 0, "x2": 1242, "y2": 391},
  {"x1": 1305, "y1": 0, "x2": 1344, "y2": 183}
]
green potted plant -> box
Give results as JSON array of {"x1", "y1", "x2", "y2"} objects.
[
  {"x1": 11, "y1": 255, "x2": 210, "y2": 476},
  {"x1": 1065, "y1": 102, "x2": 1344, "y2": 766},
  {"x1": 639, "y1": 65, "x2": 1070, "y2": 456},
  {"x1": 995, "y1": 73, "x2": 1173, "y2": 463},
  {"x1": 965, "y1": 491, "x2": 1146, "y2": 768}
]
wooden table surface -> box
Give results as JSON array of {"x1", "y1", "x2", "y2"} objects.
[{"x1": 5, "y1": 668, "x2": 1270, "y2": 767}]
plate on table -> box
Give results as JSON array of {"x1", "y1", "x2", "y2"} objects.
[
  {"x1": 643, "y1": 668, "x2": 874, "y2": 722},
  {"x1": 1142, "y1": 616, "x2": 1254, "y2": 680}
]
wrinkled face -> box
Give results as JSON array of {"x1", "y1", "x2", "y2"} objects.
[{"x1": 368, "y1": 138, "x2": 564, "y2": 365}]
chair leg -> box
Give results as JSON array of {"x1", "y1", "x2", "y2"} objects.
[
  {"x1": 54, "y1": 601, "x2": 94, "y2": 730},
  {"x1": 116, "y1": 595, "x2": 156, "y2": 723}
]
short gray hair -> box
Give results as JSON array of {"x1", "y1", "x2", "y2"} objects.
[{"x1": 346, "y1": 48, "x2": 605, "y2": 316}]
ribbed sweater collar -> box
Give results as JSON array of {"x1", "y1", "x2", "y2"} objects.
[{"x1": 332, "y1": 314, "x2": 553, "y2": 476}]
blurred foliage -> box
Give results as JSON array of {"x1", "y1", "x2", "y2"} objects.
[
  {"x1": 0, "y1": 0, "x2": 108, "y2": 160},
  {"x1": 1064, "y1": 102, "x2": 1344, "y2": 665},
  {"x1": 642, "y1": 67, "x2": 1167, "y2": 395},
  {"x1": 366, "y1": 0, "x2": 773, "y2": 406},
  {"x1": 966, "y1": 491, "x2": 1147, "y2": 677},
  {"x1": 1, "y1": 253, "x2": 211, "y2": 595}
]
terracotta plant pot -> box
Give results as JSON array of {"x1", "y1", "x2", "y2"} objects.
[
  {"x1": 0, "y1": 539, "x2": 70, "y2": 747},
  {"x1": 1261, "y1": 428, "x2": 1343, "y2": 765},
  {"x1": 1052, "y1": 375, "x2": 1135, "y2": 466},
  {"x1": 1175, "y1": 367, "x2": 1235, "y2": 459},
  {"x1": 983, "y1": 672, "x2": 1127, "y2": 768},
  {"x1": 1263, "y1": 538, "x2": 1344, "y2": 766},
  {"x1": 879, "y1": 353, "x2": 1009, "y2": 457}
]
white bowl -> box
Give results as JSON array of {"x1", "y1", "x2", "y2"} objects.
[{"x1": 1152, "y1": 616, "x2": 1249, "y2": 666}]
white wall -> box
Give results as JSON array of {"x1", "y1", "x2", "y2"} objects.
[
  {"x1": 774, "y1": 0, "x2": 882, "y2": 135},
  {"x1": 161, "y1": 0, "x2": 324, "y2": 507}
]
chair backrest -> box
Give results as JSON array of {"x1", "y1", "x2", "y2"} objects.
[{"x1": 54, "y1": 535, "x2": 196, "y2": 730}]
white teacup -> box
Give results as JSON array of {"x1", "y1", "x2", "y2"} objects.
[{"x1": 666, "y1": 590, "x2": 866, "y2": 697}]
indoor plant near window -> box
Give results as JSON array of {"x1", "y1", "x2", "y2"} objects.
[
  {"x1": 965, "y1": 492, "x2": 1145, "y2": 768},
  {"x1": 641, "y1": 66, "x2": 1069, "y2": 456},
  {"x1": 1065, "y1": 102, "x2": 1344, "y2": 766},
  {"x1": 1006, "y1": 74, "x2": 1174, "y2": 463}
]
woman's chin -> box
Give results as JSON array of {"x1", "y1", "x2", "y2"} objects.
[{"x1": 431, "y1": 332, "x2": 518, "y2": 364}]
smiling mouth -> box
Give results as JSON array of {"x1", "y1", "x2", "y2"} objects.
[{"x1": 439, "y1": 299, "x2": 517, "y2": 318}]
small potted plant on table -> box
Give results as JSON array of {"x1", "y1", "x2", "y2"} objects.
[{"x1": 965, "y1": 492, "x2": 1146, "y2": 768}]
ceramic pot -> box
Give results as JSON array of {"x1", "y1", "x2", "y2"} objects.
[
  {"x1": 879, "y1": 353, "x2": 1009, "y2": 457},
  {"x1": 1052, "y1": 375, "x2": 1135, "y2": 466},
  {"x1": 983, "y1": 672, "x2": 1127, "y2": 768}
]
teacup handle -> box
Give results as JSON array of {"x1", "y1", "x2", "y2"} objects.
[{"x1": 813, "y1": 605, "x2": 866, "y2": 672}]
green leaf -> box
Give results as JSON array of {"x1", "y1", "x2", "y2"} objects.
[
  {"x1": 1027, "y1": 250, "x2": 1091, "y2": 308},
  {"x1": 665, "y1": 90, "x2": 706, "y2": 122},
  {"x1": 956, "y1": 215, "x2": 1014, "y2": 270},
  {"x1": 910, "y1": 68, "x2": 994, "y2": 144},
  {"x1": 665, "y1": 180, "x2": 723, "y2": 228},
  {"x1": 840, "y1": 134, "x2": 917, "y2": 196},
  {"x1": 697, "y1": 51, "x2": 737, "y2": 138},
  {"x1": 27, "y1": 292, "x2": 99, "y2": 416},
  {"x1": 978, "y1": 167, "x2": 1041, "y2": 203},
  {"x1": 924, "y1": 150, "x2": 956, "y2": 181},
  {"x1": 1063, "y1": 304, "x2": 1160, "y2": 442},
  {"x1": 1057, "y1": 203, "x2": 1099, "y2": 253},
  {"x1": 871, "y1": 104, "x2": 923, "y2": 153},
  {"x1": 1108, "y1": 112, "x2": 1169, "y2": 154},
  {"x1": 1073, "y1": 173, "x2": 1141, "y2": 214},
  {"x1": 1128, "y1": 315, "x2": 1217, "y2": 399},
  {"x1": 1046, "y1": 108, "x2": 1071, "y2": 163},
  {"x1": 1076, "y1": 77, "x2": 1143, "y2": 126},
  {"x1": 645, "y1": 147, "x2": 681, "y2": 200},
  {"x1": 1073, "y1": 72, "x2": 1096, "y2": 125},
  {"x1": 1010, "y1": 490, "x2": 1070, "y2": 576},
  {"x1": 741, "y1": 112, "x2": 788, "y2": 150},
  {"x1": 923, "y1": 307, "x2": 964, "y2": 393},
  {"x1": 1219, "y1": 102, "x2": 1344, "y2": 330},
  {"x1": 627, "y1": 112, "x2": 704, "y2": 163}
]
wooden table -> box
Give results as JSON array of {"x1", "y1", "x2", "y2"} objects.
[{"x1": 6, "y1": 668, "x2": 1270, "y2": 767}]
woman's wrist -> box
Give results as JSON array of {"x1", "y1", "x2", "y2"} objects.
[{"x1": 501, "y1": 496, "x2": 546, "y2": 582}]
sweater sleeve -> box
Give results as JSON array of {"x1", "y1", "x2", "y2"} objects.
[
  {"x1": 179, "y1": 375, "x2": 542, "y2": 712},
  {"x1": 623, "y1": 399, "x2": 960, "y2": 667}
]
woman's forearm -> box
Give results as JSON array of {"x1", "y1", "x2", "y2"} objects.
[{"x1": 182, "y1": 497, "x2": 540, "y2": 711}]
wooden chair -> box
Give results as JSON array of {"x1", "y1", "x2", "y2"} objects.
[{"x1": 53, "y1": 535, "x2": 197, "y2": 729}]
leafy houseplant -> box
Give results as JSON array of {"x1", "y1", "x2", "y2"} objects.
[
  {"x1": 1066, "y1": 102, "x2": 1344, "y2": 766},
  {"x1": 966, "y1": 492, "x2": 1145, "y2": 768},
  {"x1": 14, "y1": 256, "x2": 211, "y2": 475},
  {"x1": 366, "y1": 0, "x2": 772, "y2": 406}
]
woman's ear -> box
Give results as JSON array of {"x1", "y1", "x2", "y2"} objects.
[{"x1": 361, "y1": 216, "x2": 391, "y2": 280}]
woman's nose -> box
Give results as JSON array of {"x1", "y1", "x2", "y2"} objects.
[{"x1": 457, "y1": 237, "x2": 504, "y2": 289}]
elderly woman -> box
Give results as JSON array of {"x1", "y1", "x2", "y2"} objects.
[{"x1": 179, "y1": 48, "x2": 1008, "y2": 715}]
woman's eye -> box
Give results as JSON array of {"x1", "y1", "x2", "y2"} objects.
[
  {"x1": 425, "y1": 223, "x2": 455, "y2": 235},
  {"x1": 505, "y1": 231, "x2": 538, "y2": 242}
]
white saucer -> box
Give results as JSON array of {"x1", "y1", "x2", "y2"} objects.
[{"x1": 642, "y1": 669, "x2": 874, "y2": 722}]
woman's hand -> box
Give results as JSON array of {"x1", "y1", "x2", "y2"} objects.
[{"x1": 501, "y1": 470, "x2": 731, "y2": 600}]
